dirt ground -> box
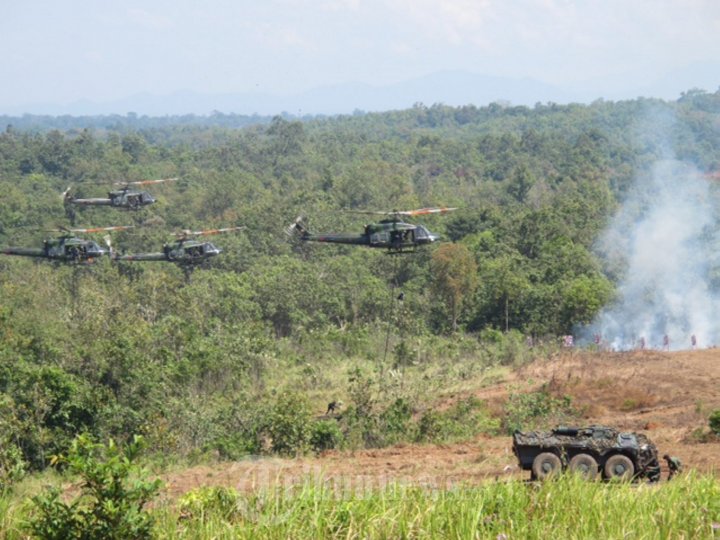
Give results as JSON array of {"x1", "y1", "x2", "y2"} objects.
[{"x1": 163, "y1": 349, "x2": 720, "y2": 499}]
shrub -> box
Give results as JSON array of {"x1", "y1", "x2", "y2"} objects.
[
  {"x1": 379, "y1": 398, "x2": 415, "y2": 444},
  {"x1": 503, "y1": 389, "x2": 577, "y2": 433},
  {"x1": 417, "y1": 397, "x2": 499, "y2": 443},
  {"x1": 709, "y1": 410, "x2": 720, "y2": 435},
  {"x1": 310, "y1": 420, "x2": 344, "y2": 453},
  {"x1": 267, "y1": 393, "x2": 312, "y2": 456},
  {"x1": 0, "y1": 442, "x2": 26, "y2": 491},
  {"x1": 28, "y1": 435, "x2": 161, "y2": 540},
  {"x1": 178, "y1": 486, "x2": 241, "y2": 522}
]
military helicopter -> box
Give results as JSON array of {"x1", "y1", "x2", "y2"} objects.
[
  {"x1": 1, "y1": 226, "x2": 133, "y2": 264},
  {"x1": 285, "y1": 207, "x2": 457, "y2": 253},
  {"x1": 115, "y1": 226, "x2": 244, "y2": 265},
  {"x1": 63, "y1": 177, "x2": 178, "y2": 210}
]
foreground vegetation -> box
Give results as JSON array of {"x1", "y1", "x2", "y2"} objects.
[
  {"x1": 3, "y1": 471, "x2": 720, "y2": 539},
  {"x1": 159, "y1": 474, "x2": 720, "y2": 539}
]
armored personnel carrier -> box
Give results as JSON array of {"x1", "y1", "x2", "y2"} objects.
[{"x1": 513, "y1": 425, "x2": 660, "y2": 481}]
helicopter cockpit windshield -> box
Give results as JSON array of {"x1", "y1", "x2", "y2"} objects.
[
  {"x1": 202, "y1": 242, "x2": 222, "y2": 257},
  {"x1": 415, "y1": 226, "x2": 430, "y2": 241},
  {"x1": 86, "y1": 241, "x2": 105, "y2": 256}
]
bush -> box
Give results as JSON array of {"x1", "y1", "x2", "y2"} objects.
[
  {"x1": 709, "y1": 410, "x2": 720, "y2": 435},
  {"x1": 28, "y1": 435, "x2": 161, "y2": 540},
  {"x1": 503, "y1": 389, "x2": 577, "y2": 433},
  {"x1": 310, "y1": 420, "x2": 344, "y2": 453},
  {"x1": 0, "y1": 442, "x2": 26, "y2": 491},
  {"x1": 417, "y1": 397, "x2": 499, "y2": 443},
  {"x1": 379, "y1": 398, "x2": 415, "y2": 444},
  {"x1": 267, "y1": 393, "x2": 312, "y2": 456},
  {"x1": 178, "y1": 486, "x2": 241, "y2": 522}
]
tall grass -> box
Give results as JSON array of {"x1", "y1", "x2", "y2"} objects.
[
  {"x1": 151, "y1": 473, "x2": 720, "y2": 539},
  {"x1": 5, "y1": 473, "x2": 720, "y2": 538}
]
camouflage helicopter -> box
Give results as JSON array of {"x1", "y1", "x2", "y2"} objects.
[
  {"x1": 63, "y1": 177, "x2": 178, "y2": 211},
  {"x1": 115, "y1": 226, "x2": 244, "y2": 265},
  {"x1": 286, "y1": 207, "x2": 457, "y2": 253},
  {"x1": 1, "y1": 226, "x2": 133, "y2": 265}
]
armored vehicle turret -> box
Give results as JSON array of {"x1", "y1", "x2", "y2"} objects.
[{"x1": 513, "y1": 425, "x2": 660, "y2": 481}]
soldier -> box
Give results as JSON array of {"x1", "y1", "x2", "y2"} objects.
[
  {"x1": 645, "y1": 460, "x2": 661, "y2": 483},
  {"x1": 325, "y1": 400, "x2": 342, "y2": 415},
  {"x1": 663, "y1": 454, "x2": 682, "y2": 480}
]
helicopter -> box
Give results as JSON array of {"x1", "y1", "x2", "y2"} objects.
[
  {"x1": 285, "y1": 207, "x2": 457, "y2": 253},
  {"x1": 63, "y1": 177, "x2": 178, "y2": 211},
  {"x1": 114, "y1": 226, "x2": 244, "y2": 265},
  {"x1": 1, "y1": 226, "x2": 133, "y2": 264}
]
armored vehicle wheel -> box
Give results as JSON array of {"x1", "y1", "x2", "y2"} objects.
[
  {"x1": 568, "y1": 453, "x2": 598, "y2": 479},
  {"x1": 604, "y1": 454, "x2": 634, "y2": 481},
  {"x1": 532, "y1": 452, "x2": 562, "y2": 480}
]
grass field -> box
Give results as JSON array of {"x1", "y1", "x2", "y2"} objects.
[
  {"x1": 153, "y1": 473, "x2": 720, "y2": 539},
  {"x1": 5, "y1": 473, "x2": 718, "y2": 539}
]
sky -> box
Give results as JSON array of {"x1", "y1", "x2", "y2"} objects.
[{"x1": 2, "y1": 0, "x2": 720, "y2": 113}]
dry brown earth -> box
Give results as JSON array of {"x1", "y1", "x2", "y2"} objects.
[{"x1": 163, "y1": 349, "x2": 720, "y2": 499}]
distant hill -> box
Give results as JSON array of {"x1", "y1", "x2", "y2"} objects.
[{"x1": 6, "y1": 65, "x2": 719, "y2": 117}]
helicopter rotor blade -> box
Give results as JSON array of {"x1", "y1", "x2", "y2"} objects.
[
  {"x1": 345, "y1": 207, "x2": 458, "y2": 217},
  {"x1": 397, "y1": 207, "x2": 459, "y2": 216},
  {"x1": 46, "y1": 225, "x2": 72, "y2": 233},
  {"x1": 66, "y1": 225, "x2": 135, "y2": 234},
  {"x1": 114, "y1": 177, "x2": 179, "y2": 187},
  {"x1": 174, "y1": 226, "x2": 245, "y2": 239},
  {"x1": 345, "y1": 210, "x2": 397, "y2": 216}
]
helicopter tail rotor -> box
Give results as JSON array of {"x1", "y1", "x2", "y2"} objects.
[
  {"x1": 285, "y1": 216, "x2": 309, "y2": 238},
  {"x1": 103, "y1": 235, "x2": 114, "y2": 257},
  {"x1": 61, "y1": 186, "x2": 73, "y2": 202}
]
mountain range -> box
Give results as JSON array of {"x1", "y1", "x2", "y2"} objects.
[{"x1": 6, "y1": 64, "x2": 720, "y2": 117}]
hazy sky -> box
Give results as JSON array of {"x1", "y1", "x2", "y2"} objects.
[{"x1": 2, "y1": 0, "x2": 719, "y2": 109}]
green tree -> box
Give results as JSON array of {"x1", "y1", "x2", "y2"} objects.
[{"x1": 431, "y1": 243, "x2": 478, "y2": 332}]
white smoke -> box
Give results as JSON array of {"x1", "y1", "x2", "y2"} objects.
[{"x1": 582, "y1": 159, "x2": 720, "y2": 351}]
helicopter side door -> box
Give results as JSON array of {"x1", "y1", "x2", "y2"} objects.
[
  {"x1": 125, "y1": 193, "x2": 141, "y2": 208},
  {"x1": 369, "y1": 231, "x2": 390, "y2": 246},
  {"x1": 401, "y1": 228, "x2": 415, "y2": 245},
  {"x1": 185, "y1": 244, "x2": 206, "y2": 258}
]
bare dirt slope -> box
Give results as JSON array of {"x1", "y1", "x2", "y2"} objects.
[{"x1": 163, "y1": 349, "x2": 720, "y2": 498}]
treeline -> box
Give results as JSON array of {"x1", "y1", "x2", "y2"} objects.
[{"x1": 1, "y1": 89, "x2": 720, "y2": 473}]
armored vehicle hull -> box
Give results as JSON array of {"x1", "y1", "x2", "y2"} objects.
[{"x1": 513, "y1": 425, "x2": 660, "y2": 481}]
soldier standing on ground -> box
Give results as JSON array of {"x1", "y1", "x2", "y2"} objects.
[
  {"x1": 325, "y1": 401, "x2": 342, "y2": 415},
  {"x1": 663, "y1": 454, "x2": 682, "y2": 480},
  {"x1": 663, "y1": 334, "x2": 670, "y2": 351}
]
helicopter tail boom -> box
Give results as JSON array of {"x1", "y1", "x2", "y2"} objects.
[{"x1": 1, "y1": 247, "x2": 46, "y2": 258}]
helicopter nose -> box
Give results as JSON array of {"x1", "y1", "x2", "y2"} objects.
[{"x1": 205, "y1": 244, "x2": 222, "y2": 257}]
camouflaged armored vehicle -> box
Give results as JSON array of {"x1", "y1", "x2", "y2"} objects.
[{"x1": 513, "y1": 425, "x2": 660, "y2": 481}]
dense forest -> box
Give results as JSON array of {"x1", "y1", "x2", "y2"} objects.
[{"x1": 1, "y1": 89, "x2": 720, "y2": 477}]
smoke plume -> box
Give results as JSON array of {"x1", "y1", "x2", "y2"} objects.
[{"x1": 582, "y1": 159, "x2": 720, "y2": 351}]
